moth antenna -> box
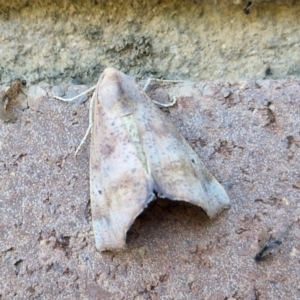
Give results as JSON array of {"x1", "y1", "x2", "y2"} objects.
[
  {"x1": 74, "y1": 123, "x2": 92, "y2": 156},
  {"x1": 153, "y1": 96, "x2": 177, "y2": 108},
  {"x1": 74, "y1": 90, "x2": 96, "y2": 156},
  {"x1": 149, "y1": 78, "x2": 188, "y2": 84},
  {"x1": 53, "y1": 85, "x2": 97, "y2": 102},
  {"x1": 143, "y1": 78, "x2": 152, "y2": 91}
]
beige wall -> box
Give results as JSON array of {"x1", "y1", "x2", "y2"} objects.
[{"x1": 0, "y1": 0, "x2": 299, "y2": 85}]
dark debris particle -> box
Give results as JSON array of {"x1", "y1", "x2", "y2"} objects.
[
  {"x1": 265, "y1": 67, "x2": 272, "y2": 77},
  {"x1": 243, "y1": 1, "x2": 252, "y2": 14},
  {"x1": 254, "y1": 240, "x2": 282, "y2": 262}
]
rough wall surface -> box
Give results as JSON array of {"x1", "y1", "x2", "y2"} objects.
[
  {"x1": 0, "y1": 0, "x2": 299, "y2": 85},
  {"x1": 0, "y1": 79, "x2": 299, "y2": 299}
]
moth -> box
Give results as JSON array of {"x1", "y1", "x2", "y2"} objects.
[
  {"x1": 255, "y1": 230, "x2": 282, "y2": 262},
  {"x1": 0, "y1": 79, "x2": 26, "y2": 121},
  {"x1": 55, "y1": 68, "x2": 231, "y2": 251}
]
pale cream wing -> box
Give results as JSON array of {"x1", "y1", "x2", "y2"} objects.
[
  {"x1": 90, "y1": 69, "x2": 154, "y2": 252},
  {"x1": 134, "y1": 83, "x2": 231, "y2": 218}
]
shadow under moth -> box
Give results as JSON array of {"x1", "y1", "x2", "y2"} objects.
[{"x1": 54, "y1": 68, "x2": 231, "y2": 252}]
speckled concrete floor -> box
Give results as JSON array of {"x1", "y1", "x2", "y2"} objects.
[{"x1": 0, "y1": 77, "x2": 299, "y2": 299}]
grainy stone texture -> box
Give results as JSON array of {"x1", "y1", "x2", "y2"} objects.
[
  {"x1": 0, "y1": 79, "x2": 299, "y2": 299},
  {"x1": 0, "y1": 0, "x2": 299, "y2": 85}
]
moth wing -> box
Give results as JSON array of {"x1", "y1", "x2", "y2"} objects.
[
  {"x1": 0, "y1": 105, "x2": 9, "y2": 121},
  {"x1": 135, "y1": 86, "x2": 231, "y2": 218},
  {"x1": 90, "y1": 69, "x2": 154, "y2": 252}
]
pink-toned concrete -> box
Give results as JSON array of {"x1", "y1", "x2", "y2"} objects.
[{"x1": 0, "y1": 80, "x2": 299, "y2": 299}]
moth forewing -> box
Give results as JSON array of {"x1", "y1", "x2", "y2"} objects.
[
  {"x1": 89, "y1": 68, "x2": 230, "y2": 251},
  {"x1": 136, "y1": 84, "x2": 230, "y2": 218},
  {"x1": 90, "y1": 72, "x2": 155, "y2": 251}
]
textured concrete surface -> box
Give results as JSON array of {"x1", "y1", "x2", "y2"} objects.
[
  {"x1": 0, "y1": 0, "x2": 299, "y2": 85},
  {"x1": 0, "y1": 79, "x2": 299, "y2": 299}
]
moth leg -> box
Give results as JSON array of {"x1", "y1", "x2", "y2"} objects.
[
  {"x1": 143, "y1": 77, "x2": 189, "y2": 91},
  {"x1": 74, "y1": 90, "x2": 95, "y2": 156},
  {"x1": 53, "y1": 85, "x2": 96, "y2": 102},
  {"x1": 143, "y1": 78, "x2": 152, "y2": 91},
  {"x1": 142, "y1": 77, "x2": 187, "y2": 106},
  {"x1": 52, "y1": 84, "x2": 96, "y2": 155},
  {"x1": 74, "y1": 123, "x2": 92, "y2": 156},
  {"x1": 152, "y1": 96, "x2": 177, "y2": 108}
]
